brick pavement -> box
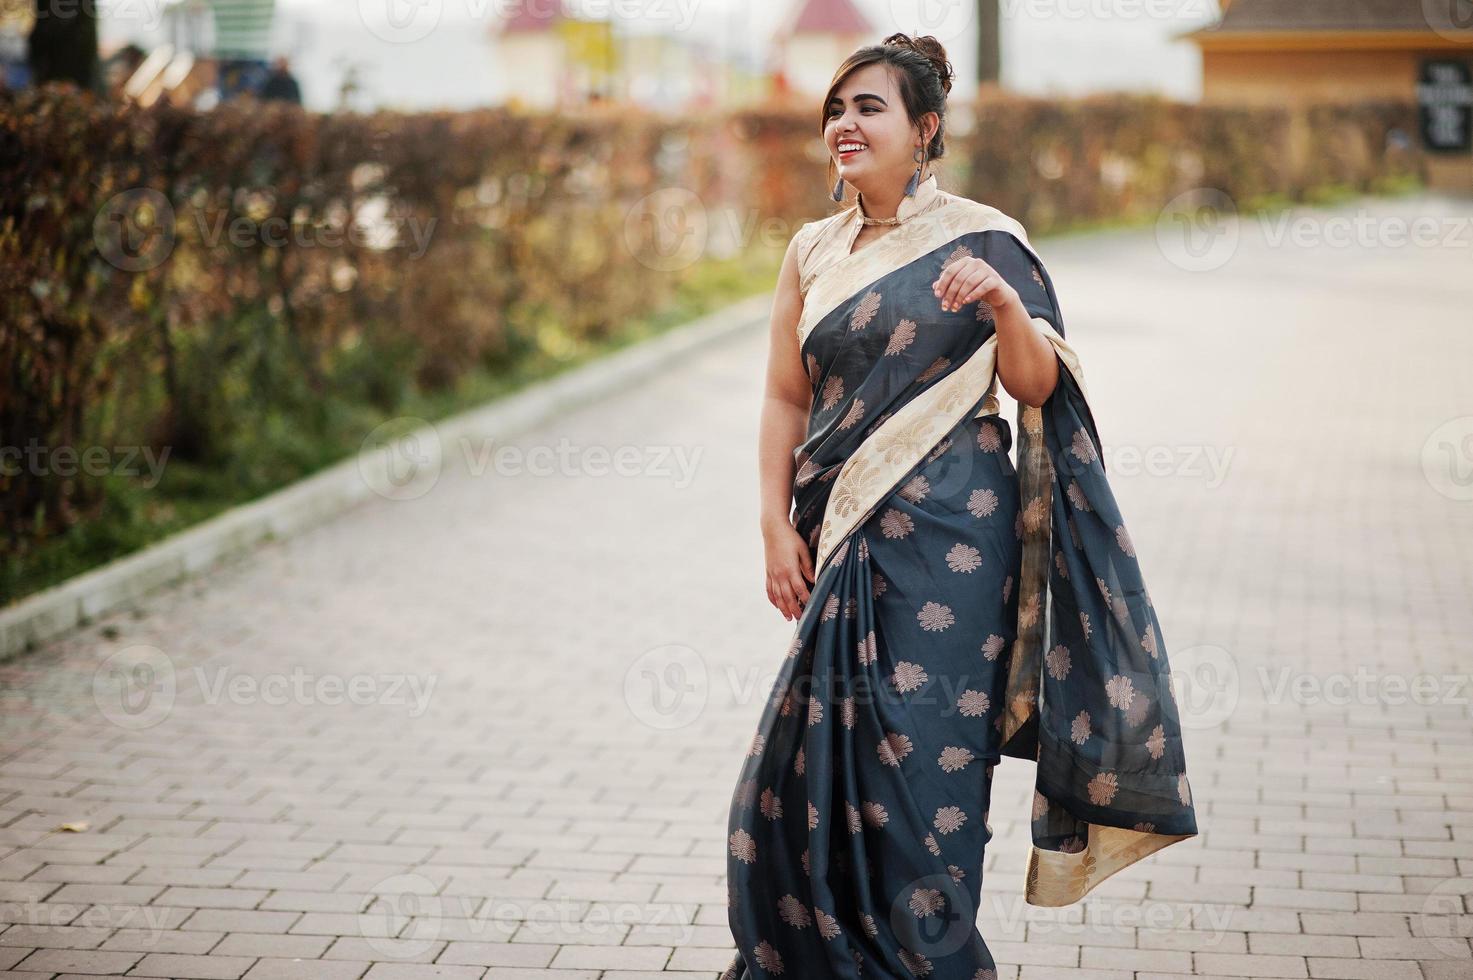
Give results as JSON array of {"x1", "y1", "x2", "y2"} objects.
[{"x1": 1, "y1": 192, "x2": 1470, "y2": 979}]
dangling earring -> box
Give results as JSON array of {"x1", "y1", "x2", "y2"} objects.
[
  {"x1": 904, "y1": 140, "x2": 926, "y2": 197},
  {"x1": 832, "y1": 173, "x2": 845, "y2": 202}
]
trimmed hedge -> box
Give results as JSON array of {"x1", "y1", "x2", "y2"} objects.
[{"x1": 0, "y1": 87, "x2": 1425, "y2": 604}]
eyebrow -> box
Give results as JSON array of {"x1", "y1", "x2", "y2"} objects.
[{"x1": 828, "y1": 93, "x2": 887, "y2": 106}]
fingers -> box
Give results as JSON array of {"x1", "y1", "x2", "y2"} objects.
[
  {"x1": 932, "y1": 259, "x2": 959, "y2": 300},
  {"x1": 959, "y1": 271, "x2": 1003, "y2": 307},
  {"x1": 768, "y1": 567, "x2": 815, "y2": 620},
  {"x1": 791, "y1": 571, "x2": 811, "y2": 609},
  {"x1": 775, "y1": 579, "x2": 800, "y2": 621},
  {"x1": 941, "y1": 268, "x2": 986, "y2": 312},
  {"x1": 935, "y1": 258, "x2": 992, "y2": 312},
  {"x1": 769, "y1": 535, "x2": 819, "y2": 621}
]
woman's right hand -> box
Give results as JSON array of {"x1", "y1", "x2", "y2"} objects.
[{"x1": 763, "y1": 517, "x2": 816, "y2": 621}]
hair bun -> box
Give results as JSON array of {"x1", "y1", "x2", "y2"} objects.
[{"x1": 882, "y1": 32, "x2": 954, "y2": 97}]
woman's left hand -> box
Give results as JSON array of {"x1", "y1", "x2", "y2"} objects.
[{"x1": 932, "y1": 257, "x2": 1019, "y2": 314}]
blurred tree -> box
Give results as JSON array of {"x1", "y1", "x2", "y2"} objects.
[
  {"x1": 26, "y1": 0, "x2": 101, "y2": 92},
  {"x1": 977, "y1": 0, "x2": 999, "y2": 88}
]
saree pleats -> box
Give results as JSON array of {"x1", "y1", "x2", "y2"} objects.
[{"x1": 724, "y1": 177, "x2": 1198, "y2": 978}]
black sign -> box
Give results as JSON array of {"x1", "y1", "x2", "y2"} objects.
[{"x1": 1418, "y1": 59, "x2": 1473, "y2": 153}]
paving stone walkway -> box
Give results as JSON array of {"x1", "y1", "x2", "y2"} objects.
[{"x1": 2, "y1": 192, "x2": 1471, "y2": 979}]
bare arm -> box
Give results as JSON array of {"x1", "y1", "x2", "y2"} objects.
[
  {"x1": 992, "y1": 294, "x2": 1060, "y2": 408},
  {"x1": 759, "y1": 234, "x2": 816, "y2": 620}
]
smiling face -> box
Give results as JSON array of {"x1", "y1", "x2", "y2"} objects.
[{"x1": 824, "y1": 62, "x2": 935, "y2": 195}]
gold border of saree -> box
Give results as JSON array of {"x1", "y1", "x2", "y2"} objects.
[{"x1": 798, "y1": 195, "x2": 1189, "y2": 908}]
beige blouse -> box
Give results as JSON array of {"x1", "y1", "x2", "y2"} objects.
[{"x1": 794, "y1": 172, "x2": 950, "y2": 302}]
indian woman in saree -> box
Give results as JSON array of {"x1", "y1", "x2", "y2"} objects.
[{"x1": 721, "y1": 34, "x2": 1200, "y2": 980}]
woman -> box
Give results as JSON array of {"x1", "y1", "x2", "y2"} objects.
[{"x1": 722, "y1": 33, "x2": 1200, "y2": 980}]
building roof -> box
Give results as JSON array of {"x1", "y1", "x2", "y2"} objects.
[
  {"x1": 502, "y1": 0, "x2": 561, "y2": 33},
  {"x1": 1206, "y1": 0, "x2": 1440, "y2": 32},
  {"x1": 779, "y1": 0, "x2": 872, "y2": 36}
]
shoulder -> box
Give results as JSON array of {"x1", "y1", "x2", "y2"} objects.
[
  {"x1": 790, "y1": 209, "x2": 853, "y2": 297},
  {"x1": 934, "y1": 189, "x2": 1035, "y2": 253},
  {"x1": 791, "y1": 209, "x2": 850, "y2": 256}
]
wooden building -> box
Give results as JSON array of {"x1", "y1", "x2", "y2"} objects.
[{"x1": 1180, "y1": 0, "x2": 1472, "y2": 191}]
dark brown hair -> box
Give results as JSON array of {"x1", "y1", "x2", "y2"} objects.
[{"x1": 821, "y1": 33, "x2": 956, "y2": 197}]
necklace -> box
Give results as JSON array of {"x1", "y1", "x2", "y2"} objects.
[{"x1": 854, "y1": 172, "x2": 938, "y2": 227}]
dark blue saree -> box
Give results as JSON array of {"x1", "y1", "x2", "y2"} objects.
[{"x1": 721, "y1": 176, "x2": 1200, "y2": 979}]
